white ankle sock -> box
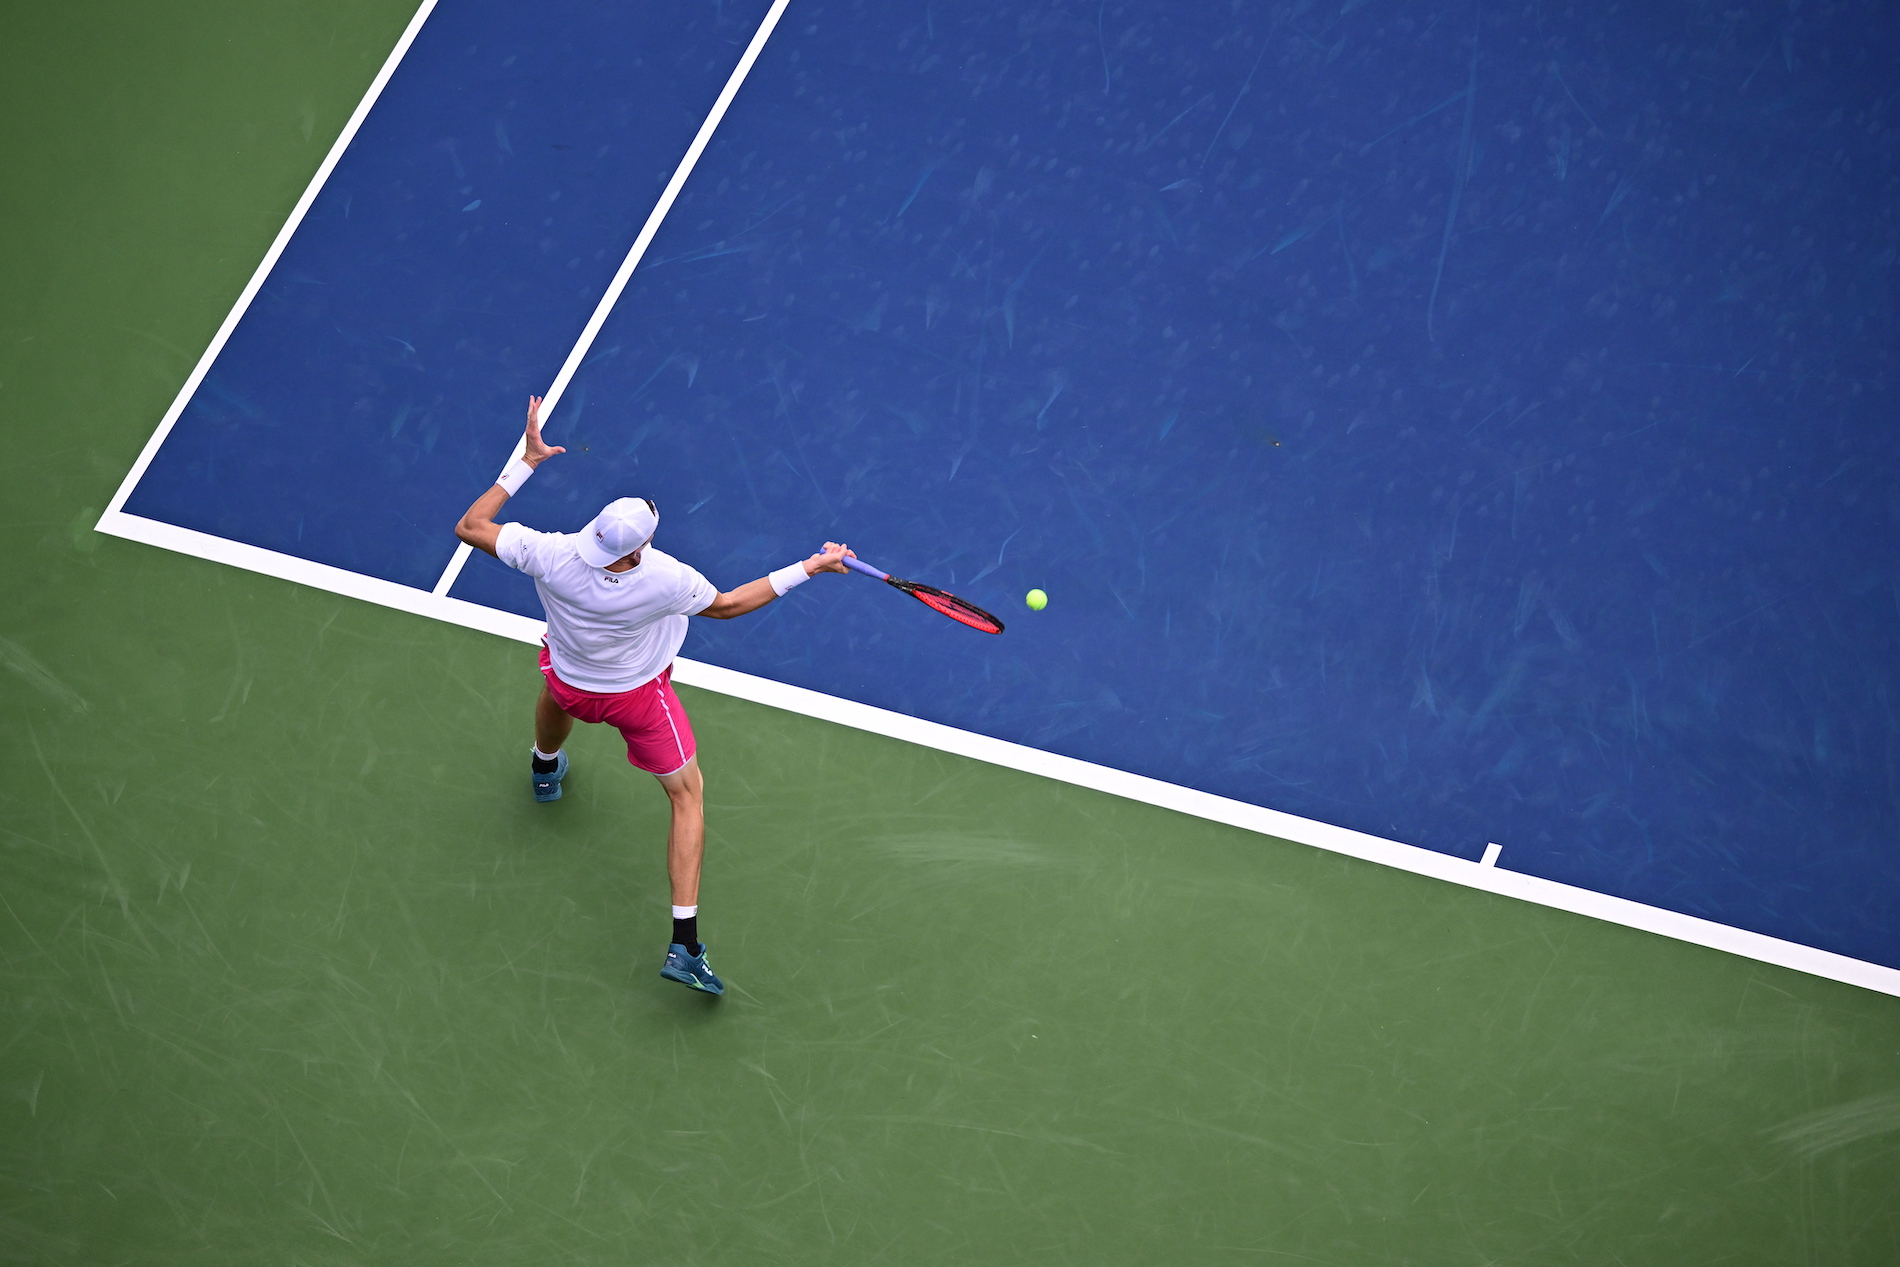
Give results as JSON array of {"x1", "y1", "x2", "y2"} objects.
[{"x1": 533, "y1": 746, "x2": 560, "y2": 761}]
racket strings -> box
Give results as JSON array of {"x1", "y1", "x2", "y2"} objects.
[{"x1": 904, "y1": 583, "x2": 1005, "y2": 634}]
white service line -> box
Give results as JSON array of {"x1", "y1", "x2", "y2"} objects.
[
  {"x1": 101, "y1": 0, "x2": 441, "y2": 520},
  {"x1": 430, "y1": 0, "x2": 796, "y2": 599},
  {"x1": 90, "y1": 509, "x2": 1900, "y2": 1002}
]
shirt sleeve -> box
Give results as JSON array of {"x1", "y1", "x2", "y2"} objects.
[
  {"x1": 495, "y1": 522, "x2": 558, "y2": 578},
  {"x1": 677, "y1": 563, "x2": 719, "y2": 616}
]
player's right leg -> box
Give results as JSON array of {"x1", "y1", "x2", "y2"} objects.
[
  {"x1": 654, "y1": 759, "x2": 722, "y2": 994},
  {"x1": 599, "y1": 668, "x2": 720, "y2": 994},
  {"x1": 655, "y1": 758, "x2": 705, "y2": 909}
]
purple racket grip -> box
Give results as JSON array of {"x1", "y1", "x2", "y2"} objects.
[{"x1": 841, "y1": 555, "x2": 890, "y2": 581}]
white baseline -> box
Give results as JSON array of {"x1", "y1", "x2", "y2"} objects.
[
  {"x1": 90, "y1": 512, "x2": 1900, "y2": 1002},
  {"x1": 94, "y1": 1, "x2": 1900, "y2": 1001}
]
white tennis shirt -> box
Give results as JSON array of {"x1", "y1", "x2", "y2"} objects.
[{"x1": 496, "y1": 523, "x2": 717, "y2": 692}]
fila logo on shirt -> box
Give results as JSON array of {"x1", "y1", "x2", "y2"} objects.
[{"x1": 604, "y1": 573, "x2": 621, "y2": 584}]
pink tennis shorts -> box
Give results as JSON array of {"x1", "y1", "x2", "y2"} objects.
[{"x1": 538, "y1": 645, "x2": 697, "y2": 775}]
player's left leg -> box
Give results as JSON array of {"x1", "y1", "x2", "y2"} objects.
[
  {"x1": 531, "y1": 646, "x2": 585, "y2": 802},
  {"x1": 530, "y1": 684, "x2": 575, "y2": 801},
  {"x1": 535, "y1": 684, "x2": 576, "y2": 754}
]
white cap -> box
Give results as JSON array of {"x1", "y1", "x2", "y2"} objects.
[{"x1": 575, "y1": 497, "x2": 658, "y2": 568}]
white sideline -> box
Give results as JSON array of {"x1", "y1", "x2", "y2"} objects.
[
  {"x1": 90, "y1": 0, "x2": 1900, "y2": 1002},
  {"x1": 102, "y1": 0, "x2": 441, "y2": 519},
  {"x1": 431, "y1": 0, "x2": 796, "y2": 598},
  {"x1": 91, "y1": 510, "x2": 1900, "y2": 1001}
]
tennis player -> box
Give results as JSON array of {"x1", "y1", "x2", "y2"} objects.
[{"x1": 455, "y1": 396, "x2": 852, "y2": 995}]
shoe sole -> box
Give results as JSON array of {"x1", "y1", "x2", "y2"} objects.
[{"x1": 660, "y1": 968, "x2": 723, "y2": 994}]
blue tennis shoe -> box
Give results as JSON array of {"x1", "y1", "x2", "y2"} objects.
[
  {"x1": 660, "y1": 943, "x2": 725, "y2": 994},
  {"x1": 531, "y1": 750, "x2": 568, "y2": 802}
]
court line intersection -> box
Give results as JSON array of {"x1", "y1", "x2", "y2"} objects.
[
  {"x1": 95, "y1": 0, "x2": 1900, "y2": 1000},
  {"x1": 431, "y1": 0, "x2": 795, "y2": 598}
]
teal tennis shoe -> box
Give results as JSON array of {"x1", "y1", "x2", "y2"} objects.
[
  {"x1": 531, "y1": 750, "x2": 568, "y2": 802},
  {"x1": 660, "y1": 943, "x2": 725, "y2": 994}
]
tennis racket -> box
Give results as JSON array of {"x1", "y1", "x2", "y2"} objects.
[{"x1": 841, "y1": 555, "x2": 1005, "y2": 634}]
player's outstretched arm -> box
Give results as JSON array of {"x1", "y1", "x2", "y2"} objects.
[
  {"x1": 698, "y1": 542, "x2": 853, "y2": 620},
  {"x1": 455, "y1": 395, "x2": 566, "y2": 556}
]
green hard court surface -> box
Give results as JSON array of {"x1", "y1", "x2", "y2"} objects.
[{"x1": 3, "y1": 3, "x2": 1898, "y2": 1262}]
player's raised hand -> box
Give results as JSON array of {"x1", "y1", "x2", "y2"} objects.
[
  {"x1": 524, "y1": 395, "x2": 566, "y2": 466},
  {"x1": 804, "y1": 541, "x2": 855, "y2": 575}
]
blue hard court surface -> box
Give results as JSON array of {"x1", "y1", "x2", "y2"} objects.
[{"x1": 124, "y1": 1, "x2": 1900, "y2": 969}]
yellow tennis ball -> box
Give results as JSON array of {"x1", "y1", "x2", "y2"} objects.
[{"x1": 1026, "y1": 589, "x2": 1048, "y2": 611}]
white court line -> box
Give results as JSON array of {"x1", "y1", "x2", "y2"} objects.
[
  {"x1": 430, "y1": 0, "x2": 796, "y2": 598},
  {"x1": 98, "y1": 513, "x2": 544, "y2": 642},
  {"x1": 86, "y1": 510, "x2": 1900, "y2": 1001},
  {"x1": 101, "y1": 0, "x2": 440, "y2": 519},
  {"x1": 89, "y1": 1, "x2": 1900, "y2": 1002}
]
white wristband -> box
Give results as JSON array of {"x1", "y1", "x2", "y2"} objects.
[
  {"x1": 768, "y1": 562, "x2": 811, "y2": 596},
  {"x1": 495, "y1": 458, "x2": 534, "y2": 496}
]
